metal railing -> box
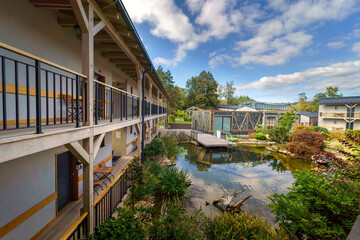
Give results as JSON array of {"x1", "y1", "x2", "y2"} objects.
[
  {"x1": 0, "y1": 43, "x2": 87, "y2": 133},
  {"x1": 151, "y1": 103, "x2": 158, "y2": 115},
  {"x1": 93, "y1": 80, "x2": 139, "y2": 124},
  {"x1": 94, "y1": 167, "x2": 129, "y2": 228},
  {"x1": 321, "y1": 112, "x2": 360, "y2": 118},
  {"x1": 61, "y1": 212, "x2": 88, "y2": 240}
]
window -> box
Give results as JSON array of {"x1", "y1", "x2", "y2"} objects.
[
  {"x1": 320, "y1": 112, "x2": 322, "y2": 117},
  {"x1": 334, "y1": 120, "x2": 337, "y2": 124},
  {"x1": 335, "y1": 106, "x2": 338, "y2": 110},
  {"x1": 130, "y1": 126, "x2": 133, "y2": 134}
]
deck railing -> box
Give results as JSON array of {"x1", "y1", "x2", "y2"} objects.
[
  {"x1": 93, "y1": 80, "x2": 139, "y2": 124},
  {"x1": 61, "y1": 212, "x2": 88, "y2": 240},
  {"x1": 0, "y1": 43, "x2": 87, "y2": 133},
  {"x1": 0, "y1": 43, "x2": 167, "y2": 135},
  {"x1": 321, "y1": 112, "x2": 360, "y2": 118},
  {"x1": 94, "y1": 166, "x2": 129, "y2": 228}
]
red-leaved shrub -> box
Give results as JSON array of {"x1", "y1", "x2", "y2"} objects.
[{"x1": 286, "y1": 130, "x2": 326, "y2": 159}]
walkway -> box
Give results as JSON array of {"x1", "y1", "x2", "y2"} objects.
[
  {"x1": 188, "y1": 130, "x2": 236, "y2": 148},
  {"x1": 37, "y1": 155, "x2": 133, "y2": 240}
]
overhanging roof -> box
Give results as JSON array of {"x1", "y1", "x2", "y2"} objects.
[{"x1": 318, "y1": 96, "x2": 360, "y2": 105}]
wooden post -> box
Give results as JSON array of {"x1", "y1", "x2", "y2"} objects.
[
  {"x1": 83, "y1": 137, "x2": 94, "y2": 234},
  {"x1": 136, "y1": 66, "x2": 142, "y2": 156}
]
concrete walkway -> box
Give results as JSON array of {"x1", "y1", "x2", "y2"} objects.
[{"x1": 37, "y1": 156, "x2": 133, "y2": 240}]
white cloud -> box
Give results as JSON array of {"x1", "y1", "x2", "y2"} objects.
[
  {"x1": 327, "y1": 41, "x2": 346, "y2": 49},
  {"x1": 352, "y1": 42, "x2": 360, "y2": 56},
  {"x1": 123, "y1": 0, "x2": 359, "y2": 67},
  {"x1": 211, "y1": 0, "x2": 359, "y2": 66},
  {"x1": 123, "y1": 0, "x2": 259, "y2": 66},
  {"x1": 236, "y1": 60, "x2": 360, "y2": 91}
]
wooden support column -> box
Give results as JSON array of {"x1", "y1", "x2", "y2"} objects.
[
  {"x1": 136, "y1": 66, "x2": 142, "y2": 156},
  {"x1": 82, "y1": 4, "x2": 94, "y2": 127},
  {"x1": 149, "y1": 80, "x2": 152, "y2": 114},
  {"x1": 83, "y1": 136, "x2": 94, "y2": 234}
]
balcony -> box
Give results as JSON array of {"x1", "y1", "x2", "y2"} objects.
[
  {"x1": 0, "y1": 43, "x2": 167, "y2": 141},
  {"x1": 321, "y1": 112, "x2": 360, "y2": 119}
]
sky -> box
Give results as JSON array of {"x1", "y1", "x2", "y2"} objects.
[{"x1": 122, "y1": 0, "x2": 360, "y2": 103}]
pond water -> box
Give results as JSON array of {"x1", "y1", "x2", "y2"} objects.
[{"x1": 175, "y1": 144, "x2": 313, "y2": 223}]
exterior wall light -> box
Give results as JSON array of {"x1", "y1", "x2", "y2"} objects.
[{"x1": 75, "y1": 160, "x2": 82, "y2": 171}]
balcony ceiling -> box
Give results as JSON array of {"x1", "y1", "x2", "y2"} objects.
[{"x1": 29, "y1": 0, "x2": 169, "y2": 99}]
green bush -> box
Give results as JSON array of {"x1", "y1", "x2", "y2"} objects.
[
  {"x1": 157, "y1": 167, "x2": 191, "y2": 199},
  {"x1": 266, "y1": 125, "x2": 290, "y2": 144},
  {"x1": 149, "y1": 203, "x2": 207, "y2": 239},
  {"x1": 313, "y1": 126, "x2": 329, "y2": 134},
  {"x1": 268, "y1": 170, "x2": 360, "y2": 239},
  {"x1": 161, "y1": 136, "x2": 187, "y2": 160},
  {"x1": 255, "y1": 133, "x2": 267, "y2": 140},
  {"x1": 90, "y1": 207, "x2": 150, "y2": 240},
  {"x1": 255, "y1": 124, "x2": 266, "y2": 134},
  {"x1": 183, "y1": 116, "x2": 192, "y2": 122},
  {"x1": 144, "y1": 138, "x2": 165, "y2": 160},
  {"x1": 168, "y1": 114, "x2": 176, "y2": 123},
  {"x1": 206, "y1": 212, "x2": 289, "y2": 240}
]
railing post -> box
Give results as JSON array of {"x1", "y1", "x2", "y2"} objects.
[
  {"x1": 35, "y1": 60, "x2": 42, "y2": 134},
  {"x1": 110, "y1": 88, "x2": 113, "y2": 122},
  {"x1": 1, "y1": 57, "x2": 7, "y2": 130},
  {"x1": 95, "y1": 82, "x2": 98, "y2": 125},
  {"x1": 76, "y1": 75, "x2": 80, "y2": 128}
]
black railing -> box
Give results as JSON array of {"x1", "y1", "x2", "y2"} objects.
[
  {"x1": 94, "y1": 167, "x2": 129, "y2": 227},
  {"x1": 151, "y1": 103, "x2": 158, "y2": 115},
  {"x1": 62, "y1": 212, "x2": 88, "y2": 240},
  {"x1": 93, "y1": 80, "x2": 139, "y2": 124},
  {"x1": 0, "y1": 45, "x2": 87, "y2": 133}
]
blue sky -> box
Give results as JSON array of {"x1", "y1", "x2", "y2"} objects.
[{"x1": 122, "y1": 0, "x2": 360, "y2": 103}]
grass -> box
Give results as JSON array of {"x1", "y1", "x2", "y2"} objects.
[{"x1": 170, "y1": 117, "x2": 192, "y2": 124}]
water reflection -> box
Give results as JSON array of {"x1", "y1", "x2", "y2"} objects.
[{"x1": 176, "y1": 144, "x2": 312, "y2": 223}]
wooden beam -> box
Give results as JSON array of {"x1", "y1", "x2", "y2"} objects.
[
  {"x1": 65, "y1": 141, "x2": 90, "y2": 164},
  {"x1": 69, "y1": 0, "x2": 89, "y2": 32},
  {"x1": 94, "y1": 43, "x2": 120, "y2": 51},
  {"x1": 57, "y1": 17, "x2": 77, "y2": 27},
  {"x1": 93, "y1": 21, "x2": 105, "y2": 36},
  {"x1": 88, "y1": 0, "x2": 142, "y2": 68},
  {"x1": 30, "y1": 0, "x2": 71, "y2": 9},
  {"x1": 93, "y1": 133, "x2": 105, "y2": 158},
  {"x1": 110, "y1": 58, "x2": 132, "y2": 64},
  {"x1": 101, "y1": 51, "x2": 127, "y2": 58}
]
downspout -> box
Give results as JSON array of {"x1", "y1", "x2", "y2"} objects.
[{"x1": 141, "y1": 67, "x2": 152, "y2": 162}]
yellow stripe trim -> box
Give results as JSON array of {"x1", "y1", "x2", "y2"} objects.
[{"x1": 0, "y1": 192, "x2": 57, "y2": 238}]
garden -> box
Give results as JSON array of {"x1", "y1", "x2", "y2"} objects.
[{"x1": 87, "y1": 115, "x2": 359, "y2": 239}]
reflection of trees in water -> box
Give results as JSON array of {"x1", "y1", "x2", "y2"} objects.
[
  {"x1": 268, "y1": 159, "x2": 287, "y2": 173},
  {"x1": 183, "y1": 144, "x2": 272, "y2": 171}
]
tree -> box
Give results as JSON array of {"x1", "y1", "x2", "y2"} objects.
[
  {"x1": 157, "y1": 66, "x2": 185, "y2": 113},
  {"x1": 218, "y1": 81, "x2": 237, "y2": 105},
  {"x1": 278, "y1": 109, "x2": 298, "y2": 130},
  {"x1": 185, "y1": 70, "x2": 219, "y2": 109},
  {"x1": 237, "y1": 95, "x2": 254, "y2": 104},
  {"x1": 310, "y1": 87, "x2": 342, "y2": 111},
  {"x1": 293, "y1": 92, "x2": 311, "y2": 111}
]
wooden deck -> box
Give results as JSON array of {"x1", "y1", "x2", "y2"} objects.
[
  {"x1": 188, "y1": 130, "x2": 236, "y2": 148},
  {"x1": 37, "y1": 155, "x2": 133, "y2": 240}
]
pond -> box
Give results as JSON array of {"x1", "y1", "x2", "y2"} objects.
[{"x1": 175, "y1": 143, "x2": 313, "y2": 223}]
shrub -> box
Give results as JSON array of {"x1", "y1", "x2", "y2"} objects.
[
  {"x1": 255, "y1": 124, "x2": 266, "y2": 134},
  {"x1": 267, "y1": 125, "x2": 290, "y2": 144},
  {"x1": 293, "y1": 123, "x2": 313, "y2": 132},
  {"x1": 278, "y1": 109, "x2": 298, "y2": 130},
  {"x1": 206, "y1": 212, "x2": 290, "y2": 240},
  {"x1": 161, "y1": 136, "x2": 187, "y2": 160},
  {"x1": 168, "y1": 114, "x2": 176, "y2": 123},
  {"x1": 183, "y1": 116, "x2": 192, "y2": 122},
  {"x1": 149, "y1": 203, "x2": 207, "y2": 239},
  {"x1": 157, "y1": 167, "x2": 191, "y2": 199},
  {"x1": 268, "y1": 170, "x2": 360, "y2": 239},
  {"x1": 144, "y1": 138, "x2": 165, "y2": 160},
  {"x1": 90, "y1": 207, "x2": 150, "y2": 240},
  {"x1": 289, "y1": 130, "x2": 326, "y2": 149},
  {"x1": 248, "y1": 131, "x2": 257, "y2": 139},
  {"x1": 286, "y1": 130, "x2": 326, "y2": 159},
  {"x1": 327, "y1": 130, "x2": 345, "y2": 140},
  {"x1": 255, "y1": 133, "x2": 267, "y2": 140},
  {"x1": 313, "y1": 126, "x2": 329, "y2": 134}
]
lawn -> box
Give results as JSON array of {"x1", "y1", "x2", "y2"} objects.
[{"x1": 171, "y1": 117, "x2": 192, "y2": 124}]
